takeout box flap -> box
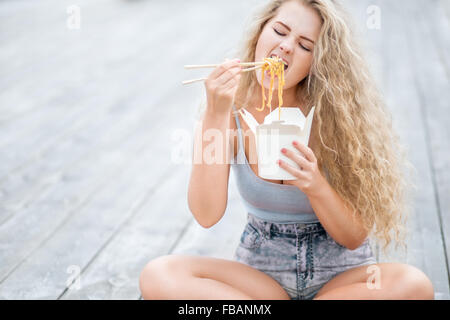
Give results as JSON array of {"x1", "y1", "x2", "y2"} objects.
[
  {"x1": 239, "y1": 106, "x2": 315, "y2": 134},
  {"x1": 264, "y1": 107, "x2": 314, "y2": 129}
]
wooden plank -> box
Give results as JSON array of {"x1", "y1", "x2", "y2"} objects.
[
  {"x1": 374, "y1": 0, "x2": 450, "y2": 300},
  {"x1": 0, "y1": 85, "x2": 195, "y2": 288},
  {"x1": 405, "y1": 0, "x2": 450, "y2": 298},
  {"x1": 57, "y1": 137, "x2": 246, "y2": 300},
  {"x1": 0, "y1": 0, "x2": 241, "y2": 182},
  {"x1": 428, "y1": 0, "x2": 450, "y2": 256},
  {"x1": 0, "y1": 1, "x2": 233, "y2": 224},
  {"x1": 0, "y1": 92, "x2": 167, "y2": 224},
  {"x1": 328, "y1": 1, "x2": 449, "y2": 298},
  {"x1": 1, "y1": 0, "x2": 447, "y2": 300},
  {"x1": 0, "y1": 1, "x2": 189, "y2": 174},
  {"x1": 357, "y1": 0, "x2": 404, "y2": 263},
  {"x1": 0, "y1": 115, "x2": 155, "y2": 283},
  {"x1": 59, "y1": 1, "x2": 264, "y2": 300},
  {"x1": 0, "y1": 1, "x2": 132, "y2": 124},
  {"x1": 438, "y1": 0, "x2": 450, "y2": 42},
  {"x1": 58, "y1": 165, "x2": 190, "y2": 300},
  {"x1": 0, "y1": 67, "x2": 205, "y2": 298},
  {"x1": 431, "y1": 0, "x2": 450, "y2": 80},
  {"x1": 339, "y1": 0, "x2": 384, "y2": 261},
  {"x1": 0, "y1": 0, "x2": 257, "y2": 298},
  {"x1": 0, "y1": 130, "x2": 180, "y2": 299},
  {"x1": 0, "y1": 0, "x2": 149, "y2": 89}
]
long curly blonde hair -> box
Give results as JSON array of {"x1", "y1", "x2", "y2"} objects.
[{"x1": 221, "y1": 0, "x2": 414, "y2": 255}]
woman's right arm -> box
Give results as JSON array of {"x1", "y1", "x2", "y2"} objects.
[{"x1": 187, "y1": 59, "x2": 242, "y2": 228}]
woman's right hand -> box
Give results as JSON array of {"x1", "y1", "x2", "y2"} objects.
[{"x1": 204, "y1": 58, "x2": 242, "y2": 115}]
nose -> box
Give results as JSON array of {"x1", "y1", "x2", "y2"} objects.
[{"x1": 280, "y1": 40, "x2": 293, "y2": 55}]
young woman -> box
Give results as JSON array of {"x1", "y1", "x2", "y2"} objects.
[{"x1": 139, "y1": 0, "x2": 434, "y2": 300}]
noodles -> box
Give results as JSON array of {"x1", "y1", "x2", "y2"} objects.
[{"x1": 255, "y1": 57, "x2": 285, "y2": 120}]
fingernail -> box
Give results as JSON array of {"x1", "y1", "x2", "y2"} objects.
[
  {"x1": 281, "y1": 148, "x2": 287, "y2": 154},
  {"x1": 292, "y1": 141, "x2": 298, "y2": 146},
  {"x1": 277, "y1": 160, "x2": 282, "y2": 165}
]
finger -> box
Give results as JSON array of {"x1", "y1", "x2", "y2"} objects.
[
  {"x1": 214, "y1": 65, "x2": 241, "y2": 85},
  {"x1": 277, "y1": 159, "x2": 306, "y2": 179},
  {"x1": 208, "y1": 59, "x2": 241, "y2": 80},
  {"x1": 221, "y1": 72, "x2": 241, "y2": 90},
  {"x1": 281, "y1": 148, "x2": 311, "y2": 170},
  {"x1": 292, "y1": 141, "x2": 317, "y2": 163},
  {"x1": 221, "y1": 81, "x2": 239, "y2": 98}
]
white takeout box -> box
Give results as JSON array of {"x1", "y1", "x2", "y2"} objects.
[{"x1": 239, "y1": 106, "x2": 315, "y2": 180}]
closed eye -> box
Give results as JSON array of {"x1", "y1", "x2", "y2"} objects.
[
  {"x1": 273, "y1": 28, "x2": 285, "y2": 36},
  {"x1": 273, "y1": 28, "x2": 311, "y2": 52},
  {"x1": 301, "y1": 44, "x2": 311, "y2": 52}
]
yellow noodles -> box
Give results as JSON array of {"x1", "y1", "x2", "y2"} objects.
[{"x1": 255, "y1": 57, "x2": 285, "y2": 120}]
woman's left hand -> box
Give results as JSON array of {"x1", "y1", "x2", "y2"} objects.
[{"x1": 278, "y1": 141, "x2": 327, "y2": 197}]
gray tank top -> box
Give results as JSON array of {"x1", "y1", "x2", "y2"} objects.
[{"x1": 230, "y1": 105, "x2": 319, "y2": 224}]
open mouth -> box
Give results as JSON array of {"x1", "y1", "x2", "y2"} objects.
[{"x1": 269, "y1": 54, "x2": 289, "y2": 71}]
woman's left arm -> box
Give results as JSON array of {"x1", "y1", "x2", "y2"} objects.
[{"x1": 279, "y1": 141, "x2": 368, "y2": 250}]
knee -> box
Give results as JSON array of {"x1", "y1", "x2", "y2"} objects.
[
  {"x1": 139, "y1": 255, "x2": 180, "y2": 300},
  {"x1": 391, "y1": 264, "x2": 434, "y2": 300}
]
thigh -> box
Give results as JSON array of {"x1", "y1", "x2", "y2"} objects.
[
  {"x1": 313, "y1": 262, "x2": 400, "y2": 298},
  {"x1": 142, "y1": 254, "x2": 291, "y2": 300},
  {"x1": 307, "y1": 232, "x2": 377, "y2": 299}
]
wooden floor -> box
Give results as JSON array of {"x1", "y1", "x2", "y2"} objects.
[{"x1": 0, "y1": 0, "x2": 448, "y2": 299}]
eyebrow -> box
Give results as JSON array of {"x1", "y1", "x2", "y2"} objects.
[{"x1": 275, "y1": 21, "x2": 315, "y2": 44}]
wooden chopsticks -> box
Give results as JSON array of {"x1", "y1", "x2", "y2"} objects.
[
  {"x1": 184, "y1": 62, "x2": 265, "y2": 69},
  {"x1": 182, "y1": 61, "x2": 266, "y2": 85}
]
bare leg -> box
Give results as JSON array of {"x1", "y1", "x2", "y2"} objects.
[
  {"x1": 139, "y1": 254, "x2": 291, "y2": 300},
  {"x1": 314, "y1": 263, "x2": 434, "y2": 300},
  {"x1": 160, "y1": 276, "x2": 253, "y2": 300}
]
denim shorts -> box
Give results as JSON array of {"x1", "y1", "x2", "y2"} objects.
[{"x1": 233, "y1": 214, "x2": 377, "y2": 300}]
